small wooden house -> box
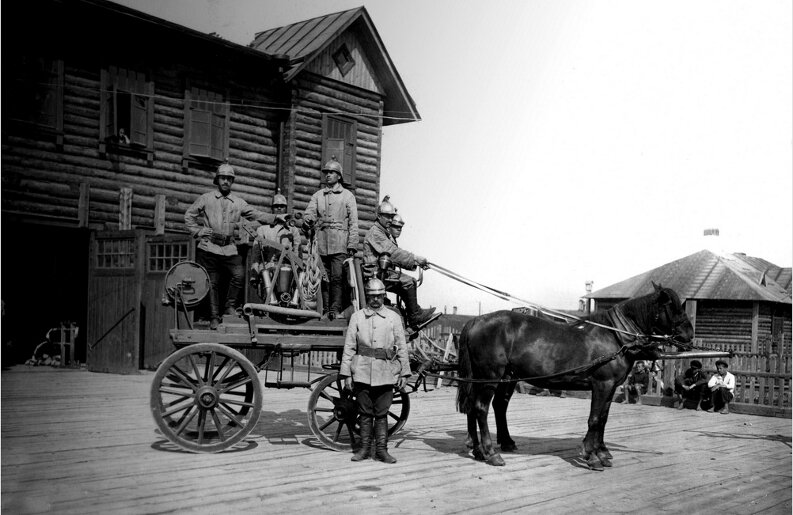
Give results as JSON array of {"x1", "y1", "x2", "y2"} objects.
[
  {"x1": 585, "y1": 250, "x2": 792, "y2": 354},
  {"x1": 1, "y1": 1, "x2": 419, "y2": 372}
]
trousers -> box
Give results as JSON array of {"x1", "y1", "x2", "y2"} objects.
[
  {"x1": 196, "y1": 248, "x2": 244, "y2": 318},
  {"x1": 353, "y1": 383, "x2": 394, "y2": 418}
]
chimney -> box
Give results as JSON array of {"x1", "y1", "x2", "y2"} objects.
[{"x1": 453, "y1": 306, "x2": 458, "y2": 315}]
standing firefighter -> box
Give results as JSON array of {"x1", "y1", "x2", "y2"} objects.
[
  {"x1": 340, "y1": 278, "x2": 411, "y2": 464},
  {"x1": 303, "y1": 157, "x2": 359, "y2": 319},
  {"x1": 185, "y1": 163, "x2": 284, "y2": 329},
  {"x1": 363, "y1": 197, "x2": 435, "y2": 329}
]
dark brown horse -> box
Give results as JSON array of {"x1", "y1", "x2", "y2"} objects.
[{"x1": 456, "y1": 283, "x2": 694, "y2": 470}]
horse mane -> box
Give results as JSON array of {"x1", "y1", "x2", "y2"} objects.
[{"x1": 580, "y1": 287, "x2": 676, "y2": 331}]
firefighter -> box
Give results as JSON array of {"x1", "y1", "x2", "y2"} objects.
[
  {"x1": 185, "y1": 163, "x2": 284, "y2": 329},
  {"x1": 389, "y1": 212, "x2": 405, "y2": 241},
  {"x1": 363, "y1": 197, "x2": 435, "y2": 329},
  {"x1": 340, "y1": 278, "x2": 411, "y2": 464},
  {"x1": 303, "y1": 157, "x2": 359, "y2": 319},
  {"x1": 250, "y1": 190, "x2": 303, "y2": 296}
]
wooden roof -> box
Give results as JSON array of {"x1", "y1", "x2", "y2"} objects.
[
  {"x1": 249, "y1": 7, "x2": 420, "y2": 125},
  {"x1": 586, "y1": 250, "x2": 792, "y2": 304}
]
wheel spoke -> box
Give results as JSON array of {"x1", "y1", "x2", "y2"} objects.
[
  {"x1": 166, "y1": 365, "x2": 199, "y2": 391},
  {"x1": 203, "y1": 351, "x2": 216, "y2": 384},
  {"x1": 319, "y1": 416, "x2": 339, "y2": 431},
  {"x1": 210, "y1": 409, "x2": 226, "y2": 441},
  {"x1": 162, "y1": 398, "x2": 194, "y2": 418},
  {"x1": 313, "y1": 407, "x2": 334, "y2": 413},
  {"x1": 333, "y1": 422, "x2": 344, "y2": 442},
  {"x1": 188, "y1": 354, "x2": 206, "y2": 386},
  {"x1": 220, "y1": 397, "x2": 256, "y2": 408},
  {"x1": 159, "y1": 386, "x2": 194, "y2": 397},
  {"x1": 197, "y1": 409, "x2": 207, "y2": 443},
  {"x1": 175, "y1": 406, "x2": 199, "y2": 435},
  {"x1": 319, "y1": 390, "x2": 337, "y2": 403},
  {"x1": 217, "y1": 402, "x2": 246, "y2": 427},
  {"x1": 217, "y1": 374, "x2": 253, "y2": 394},
  {"x1": 211, "y1": 356, "x2": 233, "y2": 384}
]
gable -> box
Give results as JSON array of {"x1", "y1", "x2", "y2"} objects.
[{"x1": 304, "y1": 30, "x2": 383, "y2": 94}]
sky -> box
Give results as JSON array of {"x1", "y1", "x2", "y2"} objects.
[{"x1": 116, "y1": 0, "x2": 792, "y2": 314}]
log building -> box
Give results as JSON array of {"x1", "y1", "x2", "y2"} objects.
[{"x1": 1, "y1": 0, "x2": 419, "y2": 372}]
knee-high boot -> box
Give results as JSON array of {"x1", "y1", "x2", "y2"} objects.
[
  {"x1": 400, "y1": 285, "x2": 435, "y2": 329},
  {"x1": 374, "y1": 417, "x2": 396, "y2": 464},
  {"x1": 351, "y1": 416, "x2": 373, "y2": 462}
]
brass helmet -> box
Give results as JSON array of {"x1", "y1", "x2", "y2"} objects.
[
  {"x1": 322, "y1": 157, "x2": 344, "y2": 183},
  {"x1": 272, "y1": 189, "x2": 287, "y2": 208},
  {"x1": 214, "y1": 162, "x2": 235, "y2": 185},
  {"x1": 391, "y1": 213, "x2": 405, "y2": 228},
  {"x1": 364, "y1": 278, "x2": 386, "y2": 296},
  {"x1": 376, "y1": 195, "x2": 396, "y2": 217}
]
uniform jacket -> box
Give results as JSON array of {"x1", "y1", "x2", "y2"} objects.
[
  {"x1": 363, "y1": 221, "x2": 418, "y2": 270},
  {"x1": 303, "y1": 183, "x2": 359, "y2": 256},
  {"x1": 254, "y1": 223, "x2": 303, "y2": 261},
  {"x1": 340, "y1": 306, "x2": 411, "y2": 386},
  {"x1": 185, "y1": 190, "x2": 275, "y2": 256}
]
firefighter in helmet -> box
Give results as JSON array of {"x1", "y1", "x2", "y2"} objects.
[
  {"x1": 302, "y1": 157, "x2": 359, "y2": 319},
  {"x1": 340, "y1": 278, "x2": 411, "y2": 464},
  {"x1": 363, "y1": 197, "x2": 435, "y2": 329},
  {"x1": 185, "y1": 163, "x2": 285, "y2": 329},
  {"x1": 251, "y1": 190, "x2": 303, "y2": 291},
  {"x1": 389, "y1": 212, "x2": 405, "y2": 241}
]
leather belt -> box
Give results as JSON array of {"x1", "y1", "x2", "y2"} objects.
[
  {"x1": 209, "y1": 234, "x2": 234, "y2": 246},
  {"x1": 357, "y1": 346, "x2": 394, "y2": 360}
]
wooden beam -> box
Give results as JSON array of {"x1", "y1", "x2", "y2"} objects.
[
  {"x1": 119, "y1": 187, "x2": 133, "y2": 230},
  {"x1": 78, "y1": 182, "x2": 90, "y2": 228},
  {"x1": 154, "y1": 195, "x2": 166, "y2": 235}
]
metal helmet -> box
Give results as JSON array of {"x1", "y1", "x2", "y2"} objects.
[
  {"x1": 390, "y1": 213, "x2": 405, "y2": 228},
  {"x1": 364, "y1": 278, "x2": 386, "y2": 296},
  {"x1": 377, "y1": 195, "x2": 396, "y2": 217},
  {"x1": 322, "y1": 157, "x2": 344, "y2": 183},
  {"x1": 214, "y1": 163, "x2": 235, "y2": 184},
  {"x1": 272, "y1": 190, "x2": 287, "y2": 208}
]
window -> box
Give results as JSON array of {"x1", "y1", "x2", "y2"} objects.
[
  {"x1": 100, "y1": 66, "x2": 153, "y2": 150},
  {"x1": 96, "y1": 238, "x2": 136, "y2": 269},
  {"x1": 184, "y1": 87, "x2": 229, "y2": 163},
  {"x1": 322, "y1": 115, "x2": 357, "y2": 188},
  {"x1": 147, "y1": 241, "x2": 189, "y2": 273},
  {"x1": 3, "y1": 55, "x2": 64, "y2": 137},
  {"x1": 332, "y1": 44, "x2": 355, "y2": 77}
]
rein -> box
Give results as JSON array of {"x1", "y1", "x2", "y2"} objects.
[{"x1": 428, "y1": 261, "x2": 679, "y2": 344}]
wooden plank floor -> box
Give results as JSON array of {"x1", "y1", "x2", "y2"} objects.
[{"x1": 2, "y1": 366, "x2": 790, "y2": 514}]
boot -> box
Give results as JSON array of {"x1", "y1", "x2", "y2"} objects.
[
  {"x1": 351, "y1": 416, "x2": 373, "y2": 462},
  {"x1": 401, "y1": 286, "x2": 435, "y2": 328},
  {"x1": 719, "y1": 404, "x2": 730, "y2": 414},
  {"x1": 374, "y1": 417, "x2": 396, "y2": 464},
  {"x1": 208, "y1": 287, "x2": 221, "y2": 330}
]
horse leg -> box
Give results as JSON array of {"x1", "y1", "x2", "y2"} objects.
[
  {"x1": 594, "y1": 385, "x2": 618, "y2": 467},
  {"x1": 493, "y1": 381, "x2": 517, "y2": 452},
  {"x1": 581, "y1": 381, "x2": 616, "y2": 471},
  {"x1": 467, "y1": 413, "x2": 484, "y2": 461},
  {"x1": 475, "y1": 386, "x2": 505, "y2": 466}
]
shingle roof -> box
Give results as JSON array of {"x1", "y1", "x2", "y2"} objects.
[
  {"x1": 249, "y1": 7, "x2": 419, "y2": 125},
  {"x1": 586, "y1": 250, "x2": 791, "y2": 304}
]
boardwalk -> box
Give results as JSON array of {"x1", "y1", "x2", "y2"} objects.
[{"x1": 2, "y1": 366, "x2": 791, "y2": 514}]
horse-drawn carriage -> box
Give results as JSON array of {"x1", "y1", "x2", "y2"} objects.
[{"x1": 151, "y1": 236, "x2": 730, "y2": 470}]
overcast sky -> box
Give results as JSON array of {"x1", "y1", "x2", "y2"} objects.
[{"x1": 117, "y1": 0, "x2": 792, "y2": 314}]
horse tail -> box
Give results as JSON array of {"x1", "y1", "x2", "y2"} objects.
[{"x1": 456, "y1": 318, "x2": 475, "y2": 414}]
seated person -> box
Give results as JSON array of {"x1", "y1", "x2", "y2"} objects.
[
  {"x1": 674, "y1": 360, "x2": 710, "y2": 410},
  {"x1": 707, "y1": 359, "x2": 735, "y2": 414},
  {"x1": 362, "y1": 197, "x2": 435, "y2": 330},
  {"x1": 625, "y1": 361, "x2": 650, "y2": 404}
]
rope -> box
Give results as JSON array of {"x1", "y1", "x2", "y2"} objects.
[
  {"x1": 300, "y1": 238, "x2": 323, "y2": 305},
  {"x1": 428, "y1": 261, "x2": 675, "y2": 343}
]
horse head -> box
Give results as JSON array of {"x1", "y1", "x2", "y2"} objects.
[{"x1": 650, "y1": 282, "x2": 694, "y2": 345}]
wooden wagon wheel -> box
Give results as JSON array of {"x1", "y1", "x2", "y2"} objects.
[
  {"x1": 150, "y1": 343, "x2": 263, "y2": 453},
  {"x1": 306, "y1": 372, "x2": 410, "y2": 452}
]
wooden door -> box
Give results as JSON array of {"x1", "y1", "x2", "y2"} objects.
[
  {"x1": 86, "y1": 230, "x2": 144, "y2": 374},
  {"x1": 141, "y1": 234, "x2": 193, "y2": 369}
]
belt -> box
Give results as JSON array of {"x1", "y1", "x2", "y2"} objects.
[
  {"x1": 209, "y1": 234, "x2": 234, "y2": 246},
  {"x1": 357, "y1": 346, "x2": 394, "y2": 360}
]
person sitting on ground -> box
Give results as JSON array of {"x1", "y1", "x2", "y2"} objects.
[
  {"x1": 362, "y1": 197, "x2": 435, "y2": 330},
  {"x1": 674, "y1": 359, "x2": 710, "y2": 410},
  {"x1": 707, "y1": 359, "x2": 735, "y2": 414},
  {"x1": 626, "y1": 361, "x2": 650, "y2": 404}
]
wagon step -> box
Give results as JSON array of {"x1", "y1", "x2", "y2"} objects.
[{"x1": 264, "y1": 380, "x2": 312, "y2": 389}]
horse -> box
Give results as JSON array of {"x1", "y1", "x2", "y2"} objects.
[{"x1": 455, "y1": 282, "x2": 694, "y2": 470}]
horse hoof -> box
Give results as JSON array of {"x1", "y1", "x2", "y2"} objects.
[
  {"x1": 500, "y1": 442, "x2": 517, "y2": 453},
  {"x1": 472, "y1": 449, "x2": 486, "y2": 461},
  {"x1": 599, "y1": 457, "x2": 613, "y2": 468},
  {"x1": 486, "y1": 453, "x2": 505, "y2": 466},
  {"x1": 596, "y1": 450, "x2": 613, "y2": 466},
  {"x1": 586, "y1": 456, "x2": 604, "y2": 471},
  {"x1": 465, "y1": 436, "x2": 474, "y2": 449}
]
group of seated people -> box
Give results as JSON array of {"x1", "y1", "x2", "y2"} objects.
[{"x1": 618, "y1": 359, "x2": 735, "y2": 414}]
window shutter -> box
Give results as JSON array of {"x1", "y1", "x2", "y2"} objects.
[
  {"x1": 190, "y1": 107, "x2": 211, "y2": 157},
  {"x1": 210, "y1": 110, "x2": 225, "y2": 160},
  {"x1": 104, "y1": 69, "x2": 117, "y2": 141},
  {"x1": 130, "y1": 72, "x2": 148, "y2": 146}
]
